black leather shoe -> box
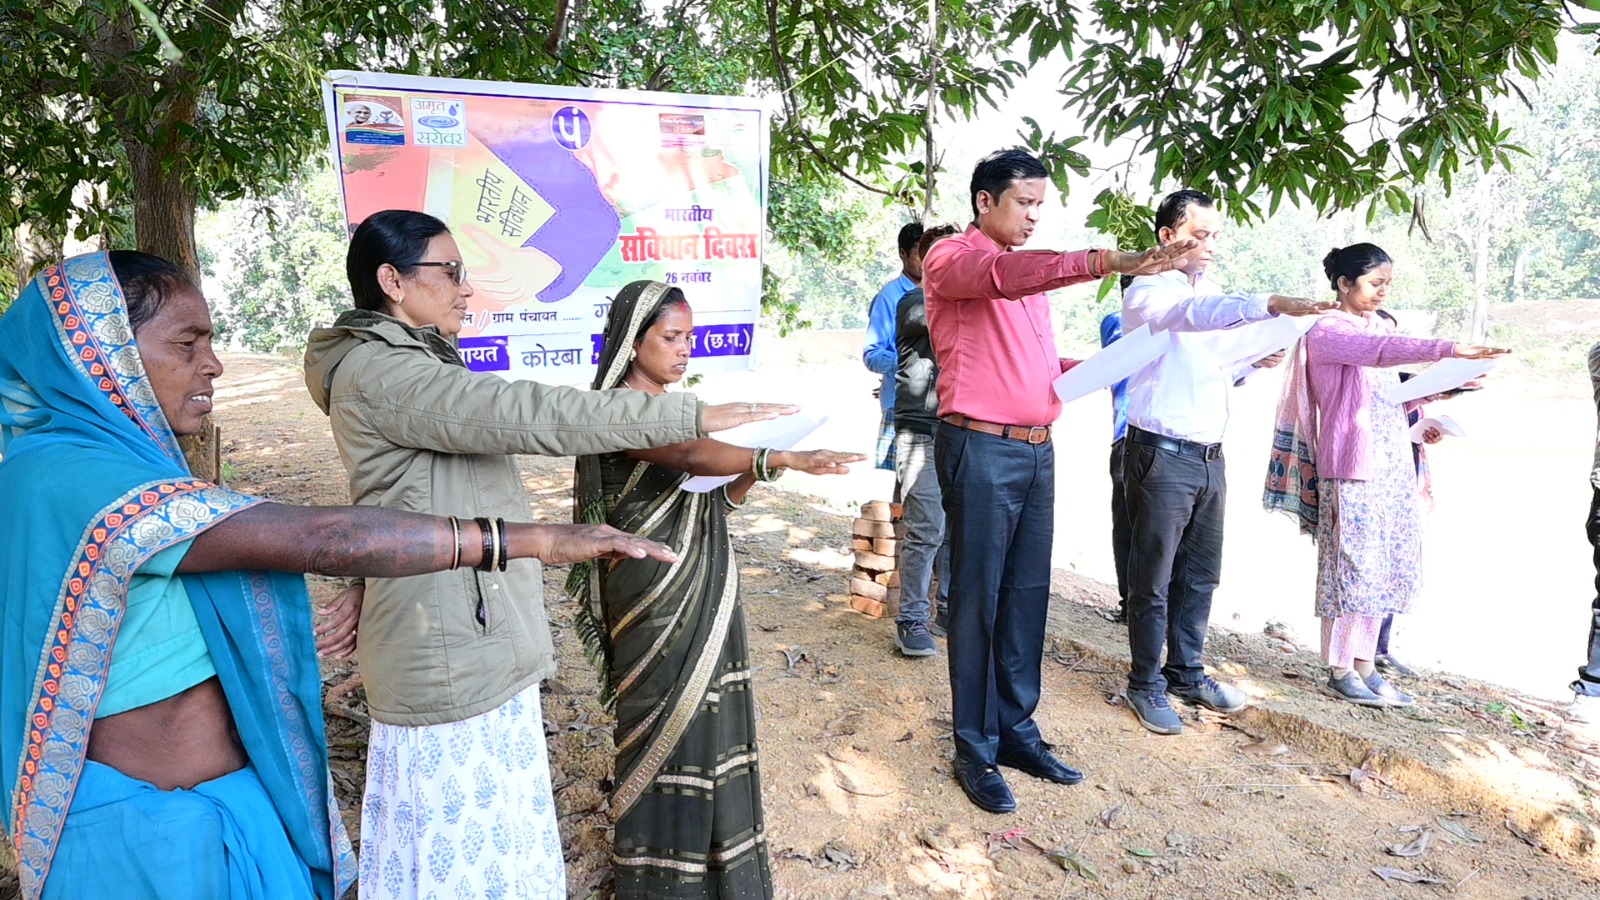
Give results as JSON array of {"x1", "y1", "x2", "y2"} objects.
[
  {"x1": 953, "y1": 758, "x2": 1016, "y2": 813},
  {"x1": 997, "y1": 741, "x2": 1085, "y2": 785}
]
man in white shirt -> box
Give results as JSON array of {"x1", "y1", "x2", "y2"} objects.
[{"x1": 1119, "y1": 189, "x2": 1329, "y2": 735}]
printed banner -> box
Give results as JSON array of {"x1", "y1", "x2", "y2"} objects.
[{"x1": 323, "y1": 71, "x2": 768, "y2": 383}]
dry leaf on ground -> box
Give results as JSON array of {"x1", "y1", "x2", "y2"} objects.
[
  {"x1": 1387, "y1": 829, "x2": 1432, "y2": 858},
  {"x1": 1372, "y1": 866, "x2": 1443, "y2": 884},
  {"x1": 1436, "y1": 815, "x2": 1485, "y2": 844}
]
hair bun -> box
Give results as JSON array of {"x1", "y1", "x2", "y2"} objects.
[{"x1": 1321, "y1": 247, "x2": 1343, "y2": 280}]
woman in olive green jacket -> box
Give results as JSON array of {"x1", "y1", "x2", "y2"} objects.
[{"x1": 303, "y1": 210, "x2": 788, "y2": 900}]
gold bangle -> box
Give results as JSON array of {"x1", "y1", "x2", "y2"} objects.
[{"x1": 449, "y1": 516, "x2": 462, "y2": 570}]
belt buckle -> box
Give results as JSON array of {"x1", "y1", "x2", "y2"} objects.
[
  {"x1": 1027, "y1": 426, "x2": 1049, "y2": 444},
  {"x1": 1204, "y1": 443, "x2": 1222, "y2": 461}
]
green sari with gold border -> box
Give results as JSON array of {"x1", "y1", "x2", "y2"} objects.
[{"x1": 571, "y1": 281, "x2": 772, "y2": 899}]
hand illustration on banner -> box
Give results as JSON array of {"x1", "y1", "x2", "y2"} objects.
[
  {"x1": 439, "y1": 135, "x2": 564, "y2": 334},
  {"x1": 453, "y1": 221, "x2": 561, "y2": 329}
]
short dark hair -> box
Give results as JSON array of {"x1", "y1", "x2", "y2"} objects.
[
  {"x1": 915, "y1": 224, "x2": 960, "y2": 261},
  {"x1": 346, "y1": 209, "x2": 453, "y2": 311},
  {"x1": 1154, "y1": 189, "x2": 1215, "y2": 233},
  {"x1": 109, "y1": 250, "x2": 197, "y2": 333},
  {"x1": 897, "y1": 222, "x2": 926, "y2": 258},
  {"x1": 969, "y1": 149, "x2": 1048, "y2": 220},
  {"x1": 1322, "y1": 243, "x2": 1392, "y2": 292}
]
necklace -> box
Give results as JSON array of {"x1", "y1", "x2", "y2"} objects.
[{"x1": 621, "y1": 373, "x2": 661, "y2": 394}]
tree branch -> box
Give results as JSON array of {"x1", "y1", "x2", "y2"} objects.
[
  {"x1": 545, "y1": 0, "x2": 570, "y2": 58},
  {"x1": 764, "y1": 0, "x2": 895, "y2": 198}
]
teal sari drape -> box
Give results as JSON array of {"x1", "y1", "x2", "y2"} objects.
[{"x1": 0, "y1": 254, "x2": 355, "y2": 900}]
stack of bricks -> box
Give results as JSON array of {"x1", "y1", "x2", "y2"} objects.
[{"x1": 848, "y1": 500, "x2": 903, "y2": 618}]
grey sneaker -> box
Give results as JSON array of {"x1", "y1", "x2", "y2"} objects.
[
  {"x1": 1168, "y1": 675, "x2": 1249, "y2": 714},
  {"x1": 1374, "y1": 654, "x2": 1418, "y2": 677},
  {"x1": 1363, "y1": 672, "x2": 1415, "y2": 707},
  {"x1": 1127, "y1": 689, "x2": 1184, "y2": 735},
  {"x1": 1569, "y1": 693, "x2": 1600, "y2": 725},
  {"x1": 895, "y1": 621, "x2": 937, "y2": 657},
  {"x1": 929, "y1": 609, "x2": 949, "y2": 639},
  {"x1": 1328, "y1": 671, "x2": 1388, "y2": 707}
]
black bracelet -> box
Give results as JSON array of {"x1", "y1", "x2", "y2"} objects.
[
  {"x1": 494, "y1": 517, "x2": 509, "y2": 571},
  {"x1": 474, "y1": 516, "x2": 494, "y2": 572}
]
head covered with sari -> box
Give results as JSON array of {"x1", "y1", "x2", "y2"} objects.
[{"x1": 0, "y1": 253, "x2": 353, "y2": 899}]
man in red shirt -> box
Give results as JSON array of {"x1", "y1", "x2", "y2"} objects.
[{"x1": 923, "y1": 149, "x2": 1193, "y2": 814}]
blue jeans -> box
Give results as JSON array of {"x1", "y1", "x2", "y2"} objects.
[
  {"x1": 935, "y1": 425, "x2": 1054, "y2": 766},
  {"x1": 894, "y1": 430, "x2": 949, "y2": 626}
]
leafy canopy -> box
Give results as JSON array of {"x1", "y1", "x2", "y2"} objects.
[{"x1": 0, "y1": 0, "x2": 1591, "y2": 288}]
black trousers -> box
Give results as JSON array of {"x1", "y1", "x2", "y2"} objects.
[
  {"x1": 1110, "y1": 439, "x2": 1131, "y2": 616},
  {"x1": 1123, "y1": 434, "x2": 1226, "y2": 693},
  {"x1": 1574, "y1": 487, "x2": 1600, "y2": 696}
]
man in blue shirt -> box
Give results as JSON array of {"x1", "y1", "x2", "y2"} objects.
[
  {"x1": 863, "y1": 222, "x2": 925, "y2": 472},
  {"x1": 1101, "y1": 308, "x2": 1131, "y2": 625}
]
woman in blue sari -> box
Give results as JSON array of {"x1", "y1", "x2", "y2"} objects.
[{"x1": 0, "y1": 251, "x2": 675, "y2": 900}]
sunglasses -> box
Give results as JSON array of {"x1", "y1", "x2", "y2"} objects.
[{"x1": 412, "y1": 260, "x2": 468, "y2": 286}]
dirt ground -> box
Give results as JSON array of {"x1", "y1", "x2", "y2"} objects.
[{"x1": 5, "y1": 348, "x2": 1599, "y2": 900}]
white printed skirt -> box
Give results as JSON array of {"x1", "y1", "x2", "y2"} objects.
[{"x1": 358, "y1": 683, "x2": 565, "y2": 900}]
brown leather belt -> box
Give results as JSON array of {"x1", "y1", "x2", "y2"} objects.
[{"x1": 941, "y1": 413, "x2": 1051, "y2": 445}]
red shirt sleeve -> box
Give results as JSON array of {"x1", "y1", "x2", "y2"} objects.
[{"x1": 925, "y1": 236, "x2": 1097, "y2": 302}]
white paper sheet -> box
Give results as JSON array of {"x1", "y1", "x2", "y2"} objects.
[
  {"x1": 1053, "y1": 324, "x2": 1171, "y2": 404},
  {"x1": 680, "y1": 412, "x2": 831, "y2": 493},
  {"x1": 1410, "y1": 414, "x2": 1465, "y2": 443},
  {"x1": 1195, "y1": 314, "x2": 1319, "y2": 375},
  {"x1": 1383, "y1": 358, "x2": 1496, "y2": 405}
]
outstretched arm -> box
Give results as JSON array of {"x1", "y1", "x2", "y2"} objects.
[
  {"x1": 180, "y1": 503, "x2": 677, "y2": 576},
  {"x1": 625, "y1": 441, "x2": 862, "y2": 480}
]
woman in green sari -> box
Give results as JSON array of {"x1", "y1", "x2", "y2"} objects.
[{"x1": 572, "y1": 281, "x2": 861, "y2": 898}]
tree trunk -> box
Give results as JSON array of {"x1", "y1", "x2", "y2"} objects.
[
  {"x1": 1468, "y1": 172, "x2": 1496, "y2": 345},
  {"x1": 126, "y1": 141, "x2": 200, "y2": 279},
  {"x1": 125, "y1": 121, "x2": 216, "y2": 479},
  {"x1": 1510, "y1": 243, "x2": 1531, "y2": 305}
]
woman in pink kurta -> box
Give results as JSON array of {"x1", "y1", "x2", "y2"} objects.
[{"x1": 1265, "y1": 243, "x2": 1506, "y2": 707}]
